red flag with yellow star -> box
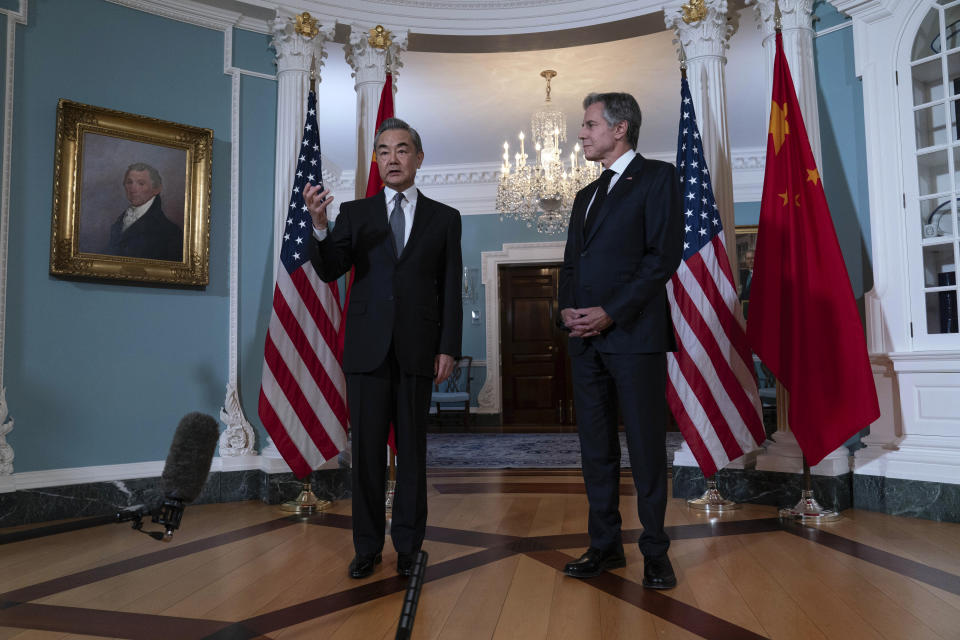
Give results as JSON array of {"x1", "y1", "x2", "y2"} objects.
[{"x1": 746, "y1": 33, "x2": 879, "y2": 466}]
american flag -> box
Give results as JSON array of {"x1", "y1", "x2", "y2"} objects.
[
  {"x1": 665, "y1": 77, "x2": 766, "y2": 478},
  {"x1": 258, "y1": 90, "x2": 349, "y2": 478}
]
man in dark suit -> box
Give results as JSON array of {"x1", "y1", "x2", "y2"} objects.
[
  {"x1": 739, "y1": 249, "x2": 754, "y2": 301},
  {"x1": 559, "y1": 92, "x2": 683, "y2": 589},
  {"x1": 303, "y1": 118, "x2": 462, "y2": 580},
  {"x1": 104, "y1": 163, "x2": 183, "y2": 261}
]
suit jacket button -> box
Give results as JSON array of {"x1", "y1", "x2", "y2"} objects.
[{"x1": 580, "y1": 251, "x2": 588, "y2": 257}]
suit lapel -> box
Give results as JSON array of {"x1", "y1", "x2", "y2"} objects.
[
  {"x1": 584, "y1": 154, "x2": 645, "y2": 246},
  {"x1": 400, "y1": 189, "x2": 435, "y2": 261}
]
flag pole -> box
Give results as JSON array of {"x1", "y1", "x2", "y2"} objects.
[
  {"x1": 279, "y1": 52, "x2": 331, "y2": 516},
  {"x1": 762, "y1": 0, "x2": 838, "y2": 523},
  {"x1": 676, "y1": 39, "x2": 741, "y2": 513}
]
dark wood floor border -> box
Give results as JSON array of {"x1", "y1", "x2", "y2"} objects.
[
  {"x1": 784, "y1": 520, "x2": 960, "y2": 596},
  {"x1": 1, "y1": 516, "x2": 301, "y2": 603},
  {"x1": 204, "y1": 546, "x2": 519, "y2": 639},
  {"x1": 524, "y1": 549, "x2": 770, "y2": 640},
  {"x1": 0, "y1": 514, "x2": 119, "y2": 545}
]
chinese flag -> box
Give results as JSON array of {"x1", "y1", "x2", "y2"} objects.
[
  {"x1": 364, "y1": 73, "x2": 394, "y2": 197},
  {"x1": 746, "y1": 33, "x2": 879, "y2": 466}
]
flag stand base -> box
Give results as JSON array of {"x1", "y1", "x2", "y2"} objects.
[
  {"x1": 687, "y1": 479, "x2": 740, "y2": 512},
  {"x1": 281, "y1": 481, "x2": 330, "y2": 515},
  {"x1": 778, "y1": 458, "x2": 841, "y2": 522},
  {"x1": 778, "y1": 489, "x2": 841, "y2": 522}
]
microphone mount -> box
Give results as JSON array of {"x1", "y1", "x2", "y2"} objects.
[{"x1": 116, "y1": 497, "x2": 185, "y2": 542}]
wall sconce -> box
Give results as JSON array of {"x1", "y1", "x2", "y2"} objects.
[{"x1": 462, "y1": 266, "x2": 479, "y2": 304}]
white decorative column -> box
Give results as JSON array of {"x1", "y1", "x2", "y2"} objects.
[
  {"x1": 749, "y1": 0, "x2": 848, "y2": 476},
  {"x1": 344, "y1": 24, "x2": 408, "y2": 199},
  {"x1": 0, "y1": 1, "x2": 27, "y2": 493},
  {"x1": 270, "y1": 10, "x2": 335, "y2": 269},
  {"x1": 664, "y1": 1, "x2": 738, "y2": 279},
  {"x1": 750, "y1": 0, "x2": 822, "y2": 169}
]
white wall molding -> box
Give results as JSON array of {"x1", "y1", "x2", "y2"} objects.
[
  {"x1": 6, "y1": 454, "x2": 344, "y2": 492},
  {"x1": 106, "y1": 0, "x2": 270, "y2": 34},
  {"x1": 477, "y1": 241, "x2": 565, "y2": 414},
  {"x1": 0, "y1": 1, "x2": 28, "y2": 488}
]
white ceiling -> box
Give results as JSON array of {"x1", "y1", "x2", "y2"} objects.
[
  {"x1": 313, "y1": 6, "x2": 768, "y2": 173},
  {"x1": 188, "y1": 0, "x2": 769, "y2": 175}
]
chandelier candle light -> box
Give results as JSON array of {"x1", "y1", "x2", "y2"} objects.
[{"x1": 496, "y1": 70, "x2": 600, "y2": 235}]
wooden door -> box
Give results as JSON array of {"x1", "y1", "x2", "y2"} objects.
[{"x1": 499, "y1": 264, "x2": 575, "y2": 429}]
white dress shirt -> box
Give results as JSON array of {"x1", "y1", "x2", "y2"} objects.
[
  {"x1": 121, "y1": 196, "x2": 157, "y2": 232},
  {"x1": 313, "y1": 185, "x2": 418, "y2": 243},
  {"x1": 584, "y1": 149, "x2": 636, "y2": 223}
]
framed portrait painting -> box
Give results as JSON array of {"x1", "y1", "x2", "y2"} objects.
[
  {"x1": 734, "y1": 224, "x2": 758, "y2": 305},
  {"x1": 49, "y1": 99, "x2": 212, "y2": 286}
]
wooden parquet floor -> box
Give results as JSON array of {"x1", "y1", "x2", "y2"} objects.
[{"x1": 2, "y1": 469, "x2": 959, "y2": 639}]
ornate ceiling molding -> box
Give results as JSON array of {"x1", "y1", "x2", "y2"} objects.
[{"x1": 127, "y1": 0, "x2": 673, "y2": 36}]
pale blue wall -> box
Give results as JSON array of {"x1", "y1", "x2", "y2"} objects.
[
  {"x1": 814, "y1": 2, "x2": 873, "y2": 304},
  {"x1": 238, "y1": 71, "x2": 278, "y2": 444},
  {"x1": 5, "y1": 0, "x2": 276, "y2": 471}
]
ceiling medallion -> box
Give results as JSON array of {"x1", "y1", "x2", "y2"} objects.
[
  {"x1": 681, "y1": 0, "x2": 708, "y2": 24},
  {"x1": 294, "y1": 12, "x2": 320, "y2": 39},
  {"x1": 496, "y1": 71, "x2": 600, "y2": 235}
]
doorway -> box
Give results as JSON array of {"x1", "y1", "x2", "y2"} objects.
[{"x1": 499, "y1": 263, "x2": 576, "y2": 431}]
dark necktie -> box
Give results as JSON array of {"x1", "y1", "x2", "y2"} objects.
[
  {"x1": 390, "y1": 192, "x2": 405, "y2": 256},
  {"x1": 584, "y1": 169, "x2": 616, "y2": 235}
]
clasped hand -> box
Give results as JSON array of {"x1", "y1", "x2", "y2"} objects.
[
  {"x1": 561, "y1": 307, "x2": 613, "y2": 338},
  {"x1": 303, "y1": 182, "x2": 334, "y2": 230}
]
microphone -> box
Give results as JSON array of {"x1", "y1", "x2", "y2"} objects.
[
  {"x1": 395, "y1": 550, "x2": 429, "y2": 640},
  {"x1": 117, "y1": 412, "x2": 219, "y2": 541}
]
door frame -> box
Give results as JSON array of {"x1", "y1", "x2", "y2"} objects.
[{"x1": 478, "y1": 241, "x2": 565, "y2": 415}]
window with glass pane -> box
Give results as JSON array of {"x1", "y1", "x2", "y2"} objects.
[{"x1": 912, "y1": 3, "x2": 960, "y2": 335}]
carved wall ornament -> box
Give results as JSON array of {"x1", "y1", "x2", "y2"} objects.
[
  {"x1": 219, "y1": 384, "x2": 256, "y2": 456},
  {"x1": 665, "y1": 0, "x2": 735, "y2": 59},
  {"x1": 294, "y1": 12, "x2": 320, "y2": 39},
  {"x1": 0, "y1": 387, "x2": 13, "y2": 476},
  {"x1": 369, "y1": 25, "x2": 393, "y2": 50},
  {"x1": 682, "y1": 0, "x2": 708, "y2": 24}
]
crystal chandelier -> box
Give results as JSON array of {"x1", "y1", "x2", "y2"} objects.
[{"x1": 496, "y1": 70, "x2": 600, "y2": 235}]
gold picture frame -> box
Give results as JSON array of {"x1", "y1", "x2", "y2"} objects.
[
  {"x1": 735, "y1": 224, "x2": 758, "y2": 303},
  {"x1": 50, "y1": 99, "x2": 212, "y2": 286}
]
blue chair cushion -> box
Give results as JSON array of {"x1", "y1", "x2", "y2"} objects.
[{"x1": 432, "y1": 392, "x2": 470, "y2": 403}]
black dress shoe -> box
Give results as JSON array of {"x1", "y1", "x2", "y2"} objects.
[
  {"x1": 397, "y1": 552, "x2": 415, "y2": 577},
  {"x1": 563, "y1": 546, "x2": 626, "y2": 579},
  {"x1": 348, "y1": 552, "x2": 382, "y2": 579},
  {"x1": 642, "y1": 553, "x2": 677, "y2": 589}
]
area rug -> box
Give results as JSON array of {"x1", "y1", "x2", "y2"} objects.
[{"x1": 426, "y1": 432, "x2": 685, "y2": 469}]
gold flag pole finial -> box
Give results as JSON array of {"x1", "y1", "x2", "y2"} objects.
[
  {"x1": 679, "y1": 41, "x2": 688, "y2": 78},
  {"x1": 294, "y1": 11, "x2": 319, "y2": 39},
  {"x1": 774, "y1": 0, "x2": 782, "y2": 32},
  {"x1": 681, "y1": 0, "x2": 707, "y2": 24}
]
